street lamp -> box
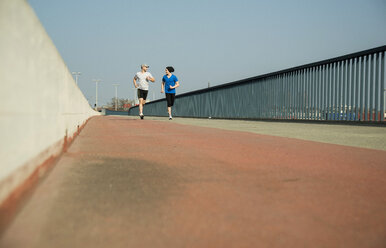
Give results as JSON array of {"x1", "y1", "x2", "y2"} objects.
[
  {"x1": 93, "y1": 79, "x2": 101, "y2": 110},
  {"x1": 132, "y1": 87, "x2": 138, "y2": 105},
  {"x1": 112, "y1": 83, "x2": 120, "y2": 111},
  {"x1": 72, "y1": 72, "x2": 81, "y2": 85}
]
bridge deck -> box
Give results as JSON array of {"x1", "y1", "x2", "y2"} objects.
[{"x1": 1, "y1": 116, "x2": 385, "y2": 248}]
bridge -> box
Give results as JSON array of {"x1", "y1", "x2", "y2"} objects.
[
  {"x1": 1, "y1": 1, "x2": 385, "y2": 247},
  {"x1": 1, "y1": 116, "x2": 386, "y2": 248}
]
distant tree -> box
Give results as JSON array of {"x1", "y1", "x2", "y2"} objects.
[
  {"x1": 108, "y1": 98, "x2": 135, "y2": 110},
  {"x1": 107, "y1": 97, "x2": 117, "y2": 109},
  {"x1": 119, "y1": 99, "x2": 127, "y2": 109}
]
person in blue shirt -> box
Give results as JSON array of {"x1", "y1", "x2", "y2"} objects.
[{"x1": 161, "y1": 66, "x2": 180, "y2": 120}]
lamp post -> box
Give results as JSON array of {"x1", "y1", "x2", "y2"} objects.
[
  {"x1": 93, "y1": 79, "x2": 101, "y2": 110},
  {"x1": 72, "y1": 72, "x2": 81, "y2": 85},
  {"x1": 133, "y1": 87, "x2": 138, "y2": 105},
  {"x1": 112, "y1": 83, "x2": 120, "y2": 111}
]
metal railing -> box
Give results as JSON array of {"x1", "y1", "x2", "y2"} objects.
[{"x1": 129, "y1": 45, "x2": 386, "y2": 122}]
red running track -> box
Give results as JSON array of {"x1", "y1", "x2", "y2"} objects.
[{"x1": 1, "y1": 116, "x2": 386, "y2": 248}]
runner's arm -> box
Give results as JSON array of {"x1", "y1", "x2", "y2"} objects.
[
  {"x1": 133, "y1": 77, "x2": 138, "y2": 88},
  {"x1": 147, "y1": 76, "x2": 155, "y2": 82},
  {"x1": 170, "y1": 81, "x2": 180, "y2": 89}
]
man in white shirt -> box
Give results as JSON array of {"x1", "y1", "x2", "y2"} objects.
[{"x1": 133, "y1": 64, "x2": 155, "y2": 119}]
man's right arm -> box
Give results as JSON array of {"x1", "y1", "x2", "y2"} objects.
[{"x1": 133, "y1": 76, "x2": 138, "y2": 88}]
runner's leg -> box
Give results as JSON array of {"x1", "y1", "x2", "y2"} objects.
[{"x1": 139, "y1": 98, "x2": 144, "y2": 115}]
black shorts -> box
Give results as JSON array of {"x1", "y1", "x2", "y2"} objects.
[
  {"x1": 166, "y1": 93, "x2": 175, "y2": 107},
  {"x1": 137, "y1": 89, "x2": 148, "y2": 100}
]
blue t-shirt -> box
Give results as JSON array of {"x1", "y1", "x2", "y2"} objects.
[{"x1": 162, "y1": 74, "x2": 178, "y2": 94}]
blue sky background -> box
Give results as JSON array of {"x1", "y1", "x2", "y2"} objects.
[{"x1": 28, "y1": 0, "x2": 386, "y2": 107}]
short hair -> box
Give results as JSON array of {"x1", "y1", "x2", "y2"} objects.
[{"x1": 166, "y1": 66, "x2": 174, "y2": 72}]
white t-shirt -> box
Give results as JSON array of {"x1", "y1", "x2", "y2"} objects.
[{"x1": 134, "y1": 71, "x2": 153, "y2": 91}]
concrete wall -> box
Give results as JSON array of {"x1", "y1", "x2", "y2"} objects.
[{"x1": 0, "y1": 0, "x2": 99, "y2": 204}]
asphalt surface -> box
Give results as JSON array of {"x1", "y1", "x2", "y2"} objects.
[{"x1": 1, "y1": 116, "x2": 386, "y2": 248}]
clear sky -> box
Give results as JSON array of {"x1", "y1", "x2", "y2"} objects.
[{"x1": 28, "y1": 0, "x2": 386, "y2": 107}]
